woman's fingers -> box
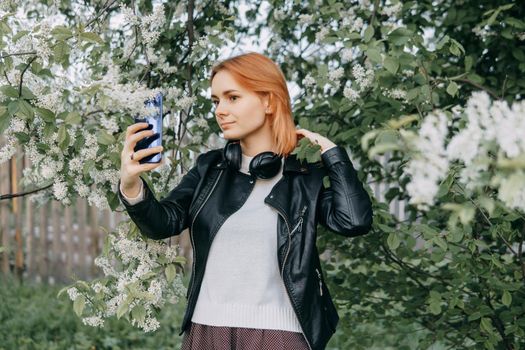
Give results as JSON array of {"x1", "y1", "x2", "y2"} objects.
[
  {"x1": 126, "y1": 122, "x2": 149, "y2": 138},
  {"x1": 125, "y1": 129, "x2": 156, "y2": 152},
  {"x1": 131, "y1": 146, "x2": 163, "y2": 162}
]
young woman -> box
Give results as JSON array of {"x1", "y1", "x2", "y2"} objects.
[{"x1": 118, "y1": 52, "x2": 373, "y2": 350}]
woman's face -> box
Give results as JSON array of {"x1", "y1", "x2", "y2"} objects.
[{"x1": 211, "y1": 70, "x2": 270, "y2": 141}]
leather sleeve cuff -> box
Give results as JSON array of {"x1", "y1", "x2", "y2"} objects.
[
  {"x1": 118, "y1": 177, "x2": 151, "y2": 209},
  {"x1": 321, "y1": 145, "x2": 351, "y2": 167}
]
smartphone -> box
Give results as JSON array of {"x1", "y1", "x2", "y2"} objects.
[{"x1": 133, "y1": 92, "x2": 163, "y2": 164}]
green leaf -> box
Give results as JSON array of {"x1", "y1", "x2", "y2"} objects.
[
  {"x1": 17, "y1": 100, "x2": 34, "y2": 119},
  {"x1": 73, "y1": 295, "x2": 85, "y2": 317},
  {"x1": 323, "y1": 175, "x2": 331, "y2": 189},
  {"x1": 512, "y1": 48, "x2": 525, "y2": 62},
  {"x1": 131, "y1": 304, "x2": 146, "y2": 325},
  {"x1": 116, "y1": 298, "x2": 130, "y2": 319},
  {"x1": 502, "y1": 290, "x2": 512, "y2": 306},
  {"x1": 446, "y1": 81, "x2": 459, "y2": 96},
  {"x1": 51, "y1": 26, "x2": 73, "y2": 40},
  {"x1": 0, "y1": 111, "x2": 11, "y2": 134},
  {"x1": 480, "y1": 317, "x2": 493, "y2": 333},
  {"x1": 433, "y1": 236, "x2": 448, "y2": 251},
  {"x1": 383, "y1": 56, "x2": 399, "y2": 74},
  {"x1": 58, "y1": 124, "x2": 69, "y2": 150},
  {"x1": 20, "y1": 86, "x2": 36, "y2": 100},
  {"x1": 97, "y1": 130, "x2": 115, "y2": 145},
  {"x1": 366, "y1": 48, "x2": 382, "y2": 63},
  {"x1": 12, "y1": 30, "x2": 29, "y2": 42},
  {"x1": 78, "y1": 32, "x2": 104, "y2": 44},
  {"x1": 36, "y1": 108, "x2": 55, "y2": 122},
  {"x1": 429, "y1": 301, "x2": 442, "y2": 315},
  {"x1": 388, "y1": 28, "x2": 411, "y2": 46},
  {"x1": 53, "y1": 41, "x2": 71, "y2": 62},
  {"x1": 363, "y1": 26, "x2": 374, "y2": 43},
  {"x1": 8, "y1": 100, "x2": 19, "y2": 115},
  {"x1": 387, "y1": 232, "x2": 400, "y2": 250},
  {"x1": 165, "y1": 264, "x2": 177, "y2": 283},
  {"x1": 65, "y1": 111, "x2": 81, "y2": 125},
  {"x1": 0, "y1": 85, "x2": 19, "y2": 98}
]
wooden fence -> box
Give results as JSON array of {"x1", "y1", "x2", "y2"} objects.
[{"x1": 0, "y1": 135, "x2": 407, "y2": 285}]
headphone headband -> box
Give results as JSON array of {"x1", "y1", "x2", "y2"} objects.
[{"x1": 223, "y1": 140, "x2": 282, "y2": 179}]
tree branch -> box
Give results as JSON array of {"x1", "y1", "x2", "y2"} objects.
[{"x1": 0, "y1": 184, "x2": 52, "y2": 201}]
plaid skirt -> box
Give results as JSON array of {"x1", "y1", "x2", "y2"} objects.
[{"x1": 180, "y1": 321, "x2": 310, "y2": 350}]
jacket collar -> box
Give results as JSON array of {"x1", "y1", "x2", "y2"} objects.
[{"x1": 213, "y1": 152, "x2": 310, "y2": 174}]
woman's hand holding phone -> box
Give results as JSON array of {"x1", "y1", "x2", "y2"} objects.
[{"x1": 120, "y1": 122, "x2": 164, "y2": 197}]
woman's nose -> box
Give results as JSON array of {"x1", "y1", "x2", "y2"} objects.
[{"x1": 215, "y1": 100, "x2": 228, "y2": 116}]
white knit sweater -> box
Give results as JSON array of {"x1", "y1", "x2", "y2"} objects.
[{"x1": 120, "y1": 153, "x2": 302, "y2": 332}]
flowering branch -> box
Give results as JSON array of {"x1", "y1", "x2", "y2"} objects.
[
  {"x1": 0, "y1": 184, "x2": 53, "y2": 201},
  {"x1": 0, "y1": 51, "x2": 37, "y2": 58},
  {"x1": 18, "y1": 56, "x2": 37, "y2": 98}
]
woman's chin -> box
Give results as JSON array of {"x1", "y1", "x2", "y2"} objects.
[{"x1": 222, "y1": 130, "x2": 242, "y2": 140}]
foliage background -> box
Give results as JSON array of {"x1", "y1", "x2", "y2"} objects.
[{"x1": 1, "y1": 0, "x2": 524, "y2": 349}]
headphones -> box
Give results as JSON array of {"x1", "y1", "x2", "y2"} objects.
[{"x1": 223, "y1": 140, "x2": 283, "y2": 179}]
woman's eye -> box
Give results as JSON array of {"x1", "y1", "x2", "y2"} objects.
[{"x1": 229, "y1": 95, "x2": 238, "y2": 101}]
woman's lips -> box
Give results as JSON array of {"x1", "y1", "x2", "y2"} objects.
[{"x1": 221, "y1": 122, "x2": 235, "y2": 128}]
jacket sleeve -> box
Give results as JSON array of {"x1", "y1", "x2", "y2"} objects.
[
  {"x1": 117, "y1": 156, "x2": 202, "y2": 240},
  {"x1": 316, "y1": 146, "x2": 373, "y2": 237}
]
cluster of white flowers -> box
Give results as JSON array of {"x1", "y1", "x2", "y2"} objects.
[
  {"x1": 66, "y1": 220, "x2": 187, "y2": 332},
  {"x1": 403, "y1": 92, "x2": 525, "y2": 212},
  {"x1": 303, "y1": 74, "x2": 316, "y2": 88},
  {"x1": 67, "y1": 287, "x2": 80, "y2": 301},
  {"x1": 404, "y1": 111, "x2": 450, "y2": 210},
  {"x1": 352, "y1": 63, "x2": 374, "y2": 91},
  {"x1": 315, "y1": 27, "x2": 330, "y2": 43},
  {"x1": 82, "y1": 316, "x2": 105, "y2": 327},
  {"x1": 341, "y1": 48, "x2": 354, "y2": 62},
  {"x1": 52, "y1": 178, "x2": 68, "y2": 201},
  {"x1": 382, "y1": 3, "x2": 402, "y2": 17},
  {"x1": 298, "y1": 14, "x2": 314, "y2": 25},
  {"x1": 446, "y1": 92, "x2": 525, "y2": 209},
  {"x1": 140, "y1": 4, "x2": 165, "y2": 48},
  {"x1": 472, "y1": 26, "x2": 493, "y2": 39},
  {"x1": 0, "y1": 117, "x2": 28, "y2": 164},
  {"x1": 74, "y1": 181, "x2": 90, "y2": 198},
  {"x1": 328, "y1": 67, "x2": 345, "y2": 84},
  {"x1": 343, "y1": 86, "x2": 360, "y2": 102},
  {"x1": 94, "y1": 256, "x2": 117, "y2": 276},
  {"x1": 88, "y1": 189, "x2": 110, "y2": 210},
  {"x1": 120, "y1": 4, "x2": 140, "y2": 26},
  {"x1": 100, "y1": 115, "x2": 119, "y2": 134},
  {"x1": 176, "y1": 96, "x2": 197, "y2": 110},
  {"x1": 273, "y1": 8, "x2": 287, "y2": 21},
  {"x1": 383, "y1": 87, "x2": 408, "y2": 101}
]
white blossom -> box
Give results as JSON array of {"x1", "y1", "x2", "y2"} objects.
[
  {"x1": 315, "y1": 27, "x2": 330, "y2": 43},
  {"x1": 298, "y1": 14, "x2": 314, "y2": 25},
  {"x1": 404, "y1": 111, "x2": 450, "y2": 210},
  {"x1": 343, "y1": 86, "x2": 359, "y2": 102},
  {"x1": 67, "y1": 287, "x2": 80, "y2": 301},
  {"x1": 328, "y1": 67, "x2": 345, "y2": 82},
  {"x1": 341, "y1": 48, "x2": 354, "y2": 62},
  {"x1": 303, "y1": 74, "x2": 316, "y2": 88},
  {"x1": 82, "y1": 316, "x2": 104, "y2": 327},
  {"x1": 382, "y1": 3, "x2": 402, "y2": 17},
  {"x1": 352, "y1": 63, "x2": 374, "y2": 91}
]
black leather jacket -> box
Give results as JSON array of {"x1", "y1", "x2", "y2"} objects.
[{"x1": 118, "y1": 145, "x2": 373, "y2": 350}]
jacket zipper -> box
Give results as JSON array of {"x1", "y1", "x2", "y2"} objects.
[
  {"x1": 316, "y1": 268, "x2": 323, "y2": 296},
  {"x1": 270, "y1": 203, "x2": 312, "y2": 350},
  {"x1": 186, "y1": 170, "x2": 224, "y2": 302}
]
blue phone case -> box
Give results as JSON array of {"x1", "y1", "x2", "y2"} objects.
[{"x1": 133, "y1": 92, "x2": 163, "y2": 164}]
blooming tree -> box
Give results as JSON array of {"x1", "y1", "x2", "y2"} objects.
[{"x1": 1, "y1": 0, "x2": 525, "y2": 348}]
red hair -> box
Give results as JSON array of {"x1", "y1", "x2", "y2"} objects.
[{"x1": 210, "y1": 52, "x2": 297, "y2": 157}]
